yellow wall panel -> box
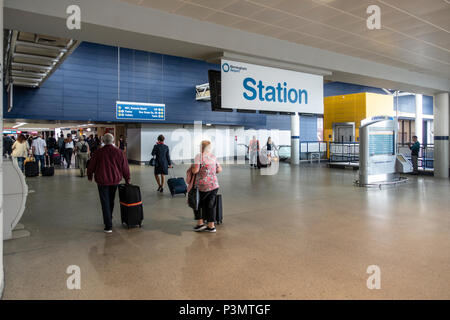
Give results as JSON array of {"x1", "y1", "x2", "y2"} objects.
[{"x1": 365, "y1": 92, "x2": 394, "y2": 118}]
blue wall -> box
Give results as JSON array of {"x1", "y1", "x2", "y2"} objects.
[{"x1": 5, "y1": 42, "x2": 293, "y2": 130}]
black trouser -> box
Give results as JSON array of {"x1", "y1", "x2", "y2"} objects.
[
  {"x1": 65, "y1": 148, "x2": 73, "y2": 168},
  {"x1": 194, "y1": 188, "x2": 218, "y2": 223},
  {"x1": 98, "y1": 185, "x2": 118, "y2": 229}
]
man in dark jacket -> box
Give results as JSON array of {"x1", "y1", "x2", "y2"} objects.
[
  {"x1": 3, "y1": 134, "x2": 13, "y2": 156},
  {"x1": 410, "y1": 135, "x2": 420, "y2": 175},
  {"x1": 87, "y1": 133, "x2": 130, "y2": 233}
]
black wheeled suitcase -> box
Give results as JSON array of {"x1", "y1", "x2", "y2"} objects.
[
  {"x1": 42, "y1": 156, "x2": 55, "y2": 176},
  {"x1": 167, "y1": 168, "x2": 187, "y2": 197},
  {"x1": 202, "y1": 194, "x2": 223, "y2": 225},
  {"x1": 53, "y1": 153, "x2": 62, "y2": 165},
  {"x1": 25, "y1": 160, "x2": 39, "y2": 177},
  {"x1": 118, "y1": 184, "x2": 143, "y2": 228},
  {"x1": 215, "y1": 194, "x2": 223, "y2": 224}
]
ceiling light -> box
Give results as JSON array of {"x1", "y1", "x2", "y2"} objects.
[{"x1": 12, "y1": 122, "x2": 27, "y2": 128}]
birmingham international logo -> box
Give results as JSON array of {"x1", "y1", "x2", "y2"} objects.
[{"x1": 222, "y1": 63, "x2": 230, "y2": 72}]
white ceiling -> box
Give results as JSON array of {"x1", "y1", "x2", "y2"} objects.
[{"x1": 120, "y1": 0, "x2": 450, "y2": 79}]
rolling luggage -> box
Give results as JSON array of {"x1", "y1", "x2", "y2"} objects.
[
  {"x1": 53, "y1": 153, "x2": 62, "y2": 165},
  {"x1": 25, "y1": 159, "x2": 39, "y2": 177},
  {"x1": 42, "y1": 155, "x2": 54, "y2": 177},
  {"x1": 215, "y1": 194, "x2": 223, "y2": 224},
  {"x1": 203, "y1": 194, "x2": 223, "y2": 225},
  {"x1": 118, "y1": 184, "x2": 143, "y2": 228},
  {"x1": 167, "y1": 168, "x2": 187, "y2": 197}
]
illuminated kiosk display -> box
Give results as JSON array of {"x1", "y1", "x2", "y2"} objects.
[{"x1": 358, "y1": 116, "x2": 400, "y2": 186}]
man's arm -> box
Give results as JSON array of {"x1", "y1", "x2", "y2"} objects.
[
  {"x1": 122, "y1": 152, "x2": 131, "y2": 184},
  {"x1": 87, "y1": 153, "x2": 96, "y2": 181}
]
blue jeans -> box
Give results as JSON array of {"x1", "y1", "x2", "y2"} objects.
[
  {"x1": 17, "y1": 157, "x2": 25, "y2": 171},
  {"x1": 34, "y1": 154, "x2": 45, "y2": 173},
  {"x1": 47, "y1": 148, "x2": 55, "y2": 165}
]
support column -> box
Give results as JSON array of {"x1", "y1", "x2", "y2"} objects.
[
  {"x1": 291, "y1": 112, "x2": 300, "y2": 165},
  {"x1": 434, "y1": 93, "x2": 449, "y2": 178},
  {"x1": 415, "y1": 94, "x2": 423, "y2": 143}
]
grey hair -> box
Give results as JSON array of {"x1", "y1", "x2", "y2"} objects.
[{"x1": 103, "y1": 133, "x2": 114, "y2": 145}]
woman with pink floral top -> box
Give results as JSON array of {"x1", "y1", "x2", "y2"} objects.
[{"x1": 191, "y1": 140, "x2": 222, "y2": 233}]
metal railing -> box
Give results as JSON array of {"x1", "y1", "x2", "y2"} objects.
[
  {"x1": 329, "y1": 142, "x2": 359, "y2": 163},
  {"x1": 299, "y1": 141, "x2": 328, "y2": 162}
]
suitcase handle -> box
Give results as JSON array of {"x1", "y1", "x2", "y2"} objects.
[{"x1": 169, "y1": 166, "x2": 177, "y2": 178}]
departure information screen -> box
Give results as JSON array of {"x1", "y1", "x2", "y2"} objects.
[
  {"x1": 368, "y1": 131, "x2": 394, "y2": 155},
  {"x1": 116, "y1": 101, "x2": 165, "y2": 121}
]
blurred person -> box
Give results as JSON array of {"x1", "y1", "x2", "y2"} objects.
[
  {"x1": 46, "y1": 132, "x2": 57, "y2": 165},
  {"x1": 31, "y1": 133, "x2": 47, "y2": 173},
  {"x1": 11, "y1": 134, "x2": 29, "y2": 171},
  {"x1": 410, "y1": 135, "x2": 420, "y2": 175},
  {"x1": 151, "y1": 134, "x2": 172, "y2": 193},
  {"x1": 64, "y1": 133, "x2": 74, "y2": 168},
  {"x1": 249, "y1": 135, "x2": 259, "y2": 168},
  {"x1": 3, "y1": 134, "x2": 13, "y2": 156},
  {"x1": 190, "y1": 140, "x2": 222, "y2": 233},
  {"x1": 76, "y1": 135, "x2": 90, "y2": 177}
]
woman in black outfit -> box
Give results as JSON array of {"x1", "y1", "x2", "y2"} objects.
[{"x1": 151, "y1": 135, "x2": 172, "y2": 193}]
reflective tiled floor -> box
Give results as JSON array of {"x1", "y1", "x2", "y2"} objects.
[{"x1": 3, "y1": 163, "x2": 450, "y2": 299}]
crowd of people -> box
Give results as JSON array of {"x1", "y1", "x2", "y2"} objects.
[{"x1": 4, "y1": 131, "x2": 281, "y2": 235}]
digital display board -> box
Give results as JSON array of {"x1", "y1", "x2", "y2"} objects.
[
  {"x1": 116, "y1": 101, "x2": 165, "y2": 121},
  {"x1": 369, "y1": 131, "x2": 394, "y2": 156}
]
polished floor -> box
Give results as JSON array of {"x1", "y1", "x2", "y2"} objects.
[{"x1": 3, "y1": 162, "x2": 450, "y2": 299}]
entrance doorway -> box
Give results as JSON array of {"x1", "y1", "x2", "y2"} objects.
[{"x1": 333, "y1": 123, "x2": 355, "y2": 142}]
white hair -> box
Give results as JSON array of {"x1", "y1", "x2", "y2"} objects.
[{"x1": 103, "y1": 133, "x2": 114, "y2": 145}]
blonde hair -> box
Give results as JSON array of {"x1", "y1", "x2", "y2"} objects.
[{"x1": 201, "y1": 140, "x2": 211, "y2": 153}]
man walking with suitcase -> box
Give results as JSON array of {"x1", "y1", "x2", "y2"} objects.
[
  {"x1": 31, "y1": 133, "x2": 47, "y2": 174},
  {"x1": 87, "y1": 133, "x2": 130, "y2": 233}
]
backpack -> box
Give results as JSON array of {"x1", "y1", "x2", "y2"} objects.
[
  {"x1": 80, "y1": 142, "x2": 88, "y2": 153},
  {"x1": 47, "y1": 137, "x2": 56, "y2": 149}
]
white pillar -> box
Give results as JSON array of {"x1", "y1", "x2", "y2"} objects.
[
  {"x1": 434, "y1": 93, "x2": 449, "y2": 178},
  {"x1": 0, "y1": 0, "x2": 5, "y2": 298},
  {"x1": 291, "y1": 113, "x2": 300, "y2": 165},
  {"x1": 415, "y1": 94, "x2": 423, "y2": 143}
]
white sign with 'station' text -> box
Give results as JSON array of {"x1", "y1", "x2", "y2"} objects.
[{"x1": 221, "y1": 59, "x2": 324, "y2": 114}]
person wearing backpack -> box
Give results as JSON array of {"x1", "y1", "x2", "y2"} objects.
[
  {"x1": 75, "y1": 135, "x2": 90, "y2": 177},
  {"x1": 46, "y1": 132, "x2": 57, "y2": 165}
]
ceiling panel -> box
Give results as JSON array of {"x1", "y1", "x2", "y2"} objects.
[
  {"x1": 315, "y1": 0, "x2": 373, "y2": 13},
  {"x1": 222, "y1": 1, "x2": 265, "y2": 17},
  {"x1": 173, "y1": 3, "x2": 216, "y2": 20},
  {"x1": 377, "y1": 0, "x2": 449, "y2": 17},
  {"x1": 118, "y1": 0, "x2": 450, "y2": 80},
  {"x1": 420, "y1": 8, "x2": 450, "y2": 30},
  {"x1": 296, "y1": 5, "x2": 342, "y2": 22},
  {"x1": 294, "y1": 22, "x2": 342, "y2": 39},
  {"x1": 271, "y1": 0, "x2": 320, "y2": 16},
  {"x1": 140, "y1": 0, "x2": 184, "y2": 12},
  {"x1": 276, "y1": 16, "x2": 311, "y2": 29},
  {"x1": 249, "y1": 8, "x2": 291, "y2": 24}
]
